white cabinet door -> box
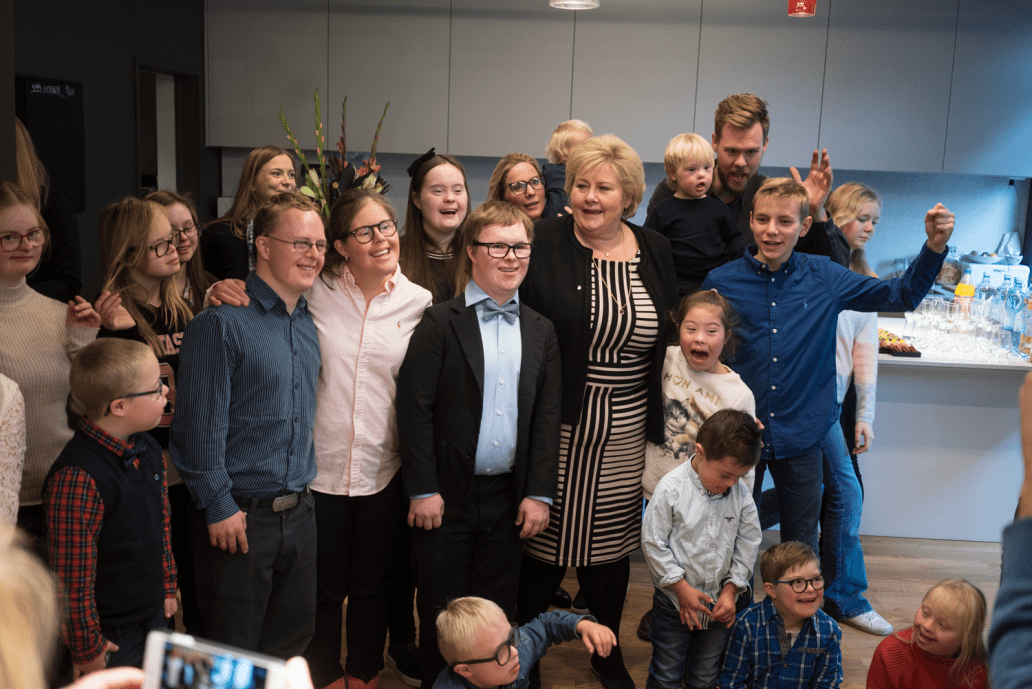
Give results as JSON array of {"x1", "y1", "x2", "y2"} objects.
[
  {"x1": 944, "y1": 0, "x2": 1032, "y2": 177},
  {"x1": 206, "y1": 0, "x2": 328, "y2": 149},
  {"x1": 569, "y1": 0, "x2": 703, "y2": 164},
  {"x1": 328, "y1": 0, "x2": 450, "y2": 158},
  {"x1": 695, "y1": 0, "x2": 828, "y2": 169},
  {"x1": 448, "y1": 0, "x2": 575, "y2": 157},
  {"x1": 820, "y1": 1, "x2": 956, "y2": 173}
]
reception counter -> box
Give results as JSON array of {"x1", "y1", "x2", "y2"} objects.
[{"x1": 855, "y1": 318, "x2": 1029, "y2": 542}]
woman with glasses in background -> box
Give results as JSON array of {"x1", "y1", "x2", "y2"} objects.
[
  {"x1": 0, "y1": 181, "x2": 104, "y2": 547},
  {"x1": 487, "y1": 153, "x2": 546, "y2": 222},
  {"x1": 147, "y1": 191, "x2": 215, "y2": 315}
]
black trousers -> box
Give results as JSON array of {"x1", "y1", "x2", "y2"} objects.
[
  {"x1": 190, "y1": 491, "x2": 316, "y2": 658},
  {"x1": 304, "y1": 473, "x2": 408, "y2": 687},
  {"x1": 517, "y1": 553, "x2": 631, "y2": 678},
  {"x1": 412, "y1": 474, "x2": 522, "y2": 689}
]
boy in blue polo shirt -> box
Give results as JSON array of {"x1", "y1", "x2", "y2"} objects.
[{"x1": 702, "y1": 178, "x2": 954, "y2": 635}]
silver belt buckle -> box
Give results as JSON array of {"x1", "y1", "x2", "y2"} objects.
[{"x1": 272, "y1": 492, "x2": 298, "y2": 512}]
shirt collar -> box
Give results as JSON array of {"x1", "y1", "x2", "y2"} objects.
[
  {"x1": 342, "y1": 264, "x2": 400, "y2": 295},
  {"x1": 743, "y1": 248, "x2": 797, "y2": 274},
  {"x1": 246, "y1": 273, "x2": 309, "y2": 314},
  {"x1": 78, "y1": 416, "x2": 134, "y2": 457},
  {"x1": 464, "y1": 279, "x2": 519, "y2": 308}
]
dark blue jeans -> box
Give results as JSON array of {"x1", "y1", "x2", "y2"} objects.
[
  {"x1": 190, "y1": 491, "x2": 316, "y2": 658},
  {"x1": 645, "y1": 590, "x2": 730, "y2": 689},
  {"x1": 104, "y1": 608, "x2": 169, "y2": 669}
]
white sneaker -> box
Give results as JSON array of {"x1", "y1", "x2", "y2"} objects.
[{"x1": 842, "y1": 610, "x2": 893, "y2": 636}]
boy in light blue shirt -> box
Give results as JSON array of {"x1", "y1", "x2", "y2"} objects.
[{"x1": 642, "y1": 409, "x2": 762, "y2": 689}]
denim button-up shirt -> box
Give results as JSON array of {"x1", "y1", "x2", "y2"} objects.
[
  {"x1": 702, "y1": 243, "x2": 945, "y2": 459},
  {"x1": 171, "y1": 275, "x2": 320, "y2": 523}
]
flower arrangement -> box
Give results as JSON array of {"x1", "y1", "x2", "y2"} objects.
[{"x1": 279, "y1": 89, "x2": 391, "y2": 217}]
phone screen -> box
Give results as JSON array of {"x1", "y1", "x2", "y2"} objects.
[{"x1": 158, "y1": 639, "x2": 270, "y2": 689}]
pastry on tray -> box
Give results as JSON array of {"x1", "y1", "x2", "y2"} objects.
[{"x1": 878, "y1": 328, "x2": 921, "y2": 357}]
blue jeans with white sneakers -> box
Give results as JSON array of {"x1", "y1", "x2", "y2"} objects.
[{"x1": 818, "y1": 421, "x2": 873, "y2": 620}]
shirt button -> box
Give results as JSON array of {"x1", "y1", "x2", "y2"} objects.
[
  {"x1": 771, "y1": 302, "x2": 776, "y2": 306},
  {"x1": 771, "y1": 385, "x2": 776, "y2": 390},
  {"x1": 496, "y1": 410, "x2": 502, "y2": 416},
  {"x1": 771, "y1": 277, "x2": 775, "y2": 282},
  {"x1": 772, "y1": 328, "x2": 777, "y2": 333},
  {"x1": 499, "y1": 380, "x2": 505, "y2": 385},
  {"x1": 773, "y1": 357, "x2": 778, "y2": 362},
  {"x1": 770, "y1": 412, "x2": 775, "y2": 417},
  {"x1": 493, "y1": 441, "x2": 499, "y2": 446}
]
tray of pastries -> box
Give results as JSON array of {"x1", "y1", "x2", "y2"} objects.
[{"x1": 878, "y1": 328, "x2": 920, "y2": 357}]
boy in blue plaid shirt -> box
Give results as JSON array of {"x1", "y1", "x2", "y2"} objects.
[{"x1": 719, "y1": 542, "x2": 842, "y2": 689}]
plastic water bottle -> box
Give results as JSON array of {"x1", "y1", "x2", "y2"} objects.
[
  {"x1": 975, "y1": 273, "x2": 993, "y2": 302},
  {"x1": 1011, "y1": 288, "x2": 1027, "y2": 355},
  {"x1": 993, "y1": 276, "x2": 1013, "y2": 326}
]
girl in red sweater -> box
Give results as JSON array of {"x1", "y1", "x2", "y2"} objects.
[{"x1": 867, "y1": 579, "x2": 988, "y2": 689}]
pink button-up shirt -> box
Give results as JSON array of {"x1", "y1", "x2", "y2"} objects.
[{"x1": 309, "y1": 266, "x2": 432, "y2": 496}]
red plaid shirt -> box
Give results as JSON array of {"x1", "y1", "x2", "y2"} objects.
[{"x1": 44, "y1": 418, "x2": 176, "y2": 664}]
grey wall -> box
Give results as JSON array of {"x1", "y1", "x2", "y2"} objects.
[{"x1": 13, "y1": 0, "x2": 222, "y2": 297}]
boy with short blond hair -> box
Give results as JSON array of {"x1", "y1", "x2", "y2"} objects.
[
  {"x1": 433, "y1": 596, "x2": 615, "y2": 689},
  {"x1": 645, "y1": 133, "x2": 743, "y2": 296},
  {"x1": 642, "y1": 409, "x2": 762, "y2": 689},
  {"x1": 43, "y1": 337, "x2": 176, "y2": 677},
  {"x1": 702, "y1": 178, "x2": 954, "y2": 636},
  {"x1": 719, "y1": 542, "x2": 842, "y2": 688}
]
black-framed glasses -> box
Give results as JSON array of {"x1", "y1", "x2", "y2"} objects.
[
  {"x1": 454, "y1": 626, "x2": 519, "y2": 667},
  {"x1": 149, "y1": 233, "x2": 181, "y2": 258},
  {"x1": 506, "y1": 177, "x2": 543, "y2": 194},
  {"x1": 772, "y1": 575, "x2": 825, "y2": 593},
  {"x1": 264, "y1": 235, "x2": 329, "y2": 254},
  {"x1": 348, "y1": 219, "x2": 398, "y2": 243},
  {"x1": 173, "y1": 224, "x2": 199, "y2": 240},
  {"x1": 0, "y1": 229, "x2": 46, "y2": 251},
  {"x1": 105, "y1": 381, "x2": 164, "y2": 416},
  {"x1": 471, "y1": 241, "x2": 532, "y2": 259}
]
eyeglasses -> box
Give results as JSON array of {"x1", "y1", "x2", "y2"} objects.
[
  {"x1": 149, "y1": 233, "x2": 181, "y2": 258},
  {"x1": 0, "y1": 229, "x2": 46, "y2": 251},
  {"x1": 772, "y1": 575, "x2": 825, "y2": 593},
  {"x1": 264, "y1": 235, "x2": 328, "y2": 254},
  {"x1": 173, "y1": 224, "x2": 199, "y2": 240},
  {"x1": 348, "y1": 219, "x2": 398, "y2": 244},
  {"x1": 455, "y1": 626, "x2": 519, "y2": 667},
  {"x1": 471, "y1": 241, "x2": 532, "y2": 259},
  {"x1": 506, "y1": 177, "x2": 543, "y2": 194},
  {"x1": 105, "y1": 381, "x2": 165, "y2": 416}
]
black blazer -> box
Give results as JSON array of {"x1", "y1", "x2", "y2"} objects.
[
  {"x1": 396, "y1": 295, "x2": 562, "y2": 519},
  {"x1": 520, "y1": 216, "x2": 679, "y2": 445}
]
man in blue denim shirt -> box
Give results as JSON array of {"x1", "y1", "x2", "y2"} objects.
[
  {"x1": 702, "y1": 178, "x2": 954, "y2": 636},
  {"x1": 171, "y1": 191, "x2": 325, "y2": 657}
]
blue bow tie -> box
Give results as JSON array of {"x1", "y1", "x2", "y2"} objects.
[
  {"x1": 120, "y1": 441, "x2": 143, "y2": 470},
  {"x1": 482, "y1": 300, "x2": 519, "y2": 324}
]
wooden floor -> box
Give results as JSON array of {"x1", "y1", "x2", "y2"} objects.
[{"x1": 366, "y1": 532, "x2": 1002, "y2": 689}]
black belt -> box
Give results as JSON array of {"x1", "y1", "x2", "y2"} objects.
[{"x1": 232, "y1": 486, "x2": 310, "y2": 512}]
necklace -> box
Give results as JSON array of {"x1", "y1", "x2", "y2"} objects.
[
  {"x1": 577, "y1": 225, "x2": 626, "y2": 258},
  {"x1": 593, "y1": 258, "x2": 630, "y2": 315}
]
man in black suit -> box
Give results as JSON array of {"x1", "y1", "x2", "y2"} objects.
[{"x1": 397, "y1": 200, "x2": 561, "y2": 689}]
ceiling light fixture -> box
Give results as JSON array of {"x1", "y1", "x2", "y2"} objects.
[
  {"x1": 788, "y1": 0, "x2": 815, "y2": 16},
  {"x1": 550, "y1": 0, "x2": 600, "y2": 9}
]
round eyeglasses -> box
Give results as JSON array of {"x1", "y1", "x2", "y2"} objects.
[
  {"x1": 0, "y1": 229, "x2": 46, "y2": 251},
  {"x1": 454, "y1": 626, "x2": 519, "y2": 667},
  {"x1": 471, "y1": 241, "x2": 532, "y2": 259},
  {"x1": 771, "y1": 575, "x2": 825, "y2": 593},
  {"x1": 348, "y1": 219, "x2": 398, "y2": 244},
  {"x1": 149, "y1": 233, "x2": 182, "y2": 258},
  {"x1": 264, "y1": 235, "x2": 329, "y2": 254},
  {"x1": 506, "y1": 177, "x2": 543, "y2": 194}
]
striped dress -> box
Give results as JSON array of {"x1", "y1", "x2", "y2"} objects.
[{"x1": 525, "y1": 253, "x2": 658, "y2": 567}]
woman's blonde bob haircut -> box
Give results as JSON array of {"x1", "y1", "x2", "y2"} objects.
[{"x1": 564, "y1": 134, "x2": 645, "y2": 220}]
